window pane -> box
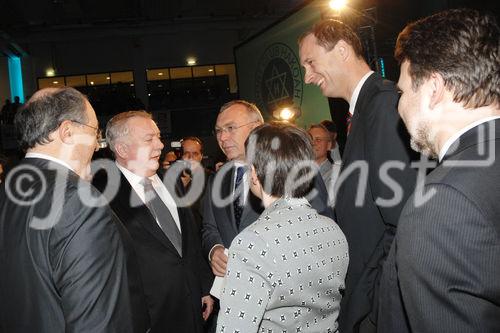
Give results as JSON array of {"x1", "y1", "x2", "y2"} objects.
[
  {"x1": 193, "y1": 65, "x2": 215, "y2": 78},
  {"x1": 38, "y1": 77, "x2": 65, "y2": 89},
  {"x1": 111, "y1": 71, "x2": 133, "y2": 84},
  {"x1": 170, "y1": 67, "x2": 192, "y2": 80},
  {"x1": 215, "y1": 64, "x2": 237, "y2": 93},
  {"x1": 87, "y1": 73, "x2": 109, "y2": 86},
  {"x1": 66, "y1": 75, "x2": 86, "y2": 87},
  {"x1": 147, "y1": 68, "x2": 170, "y2": 81}
]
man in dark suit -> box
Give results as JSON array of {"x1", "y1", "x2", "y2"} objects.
[
  {"x1": 299, "y1": 20, "x2": 418, "y2": 332},
  {"x1": 202, "y1": 100, "x2": 334, "y2": 278},
  {"x1": 378, "y1": 9, "x2": 500, "y2": 332},
  {"x1": 93, "y1": 111, "x2": 214, "y2": 333},
  {"x1": 0, "y1": 87, "x2": 145, "y2": 332}
]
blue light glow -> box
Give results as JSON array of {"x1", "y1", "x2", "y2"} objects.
[
  {"x1": 378, "y1": 58, "x2": 386, "y2": 78},
  {"x1": 8, "y1": 56, "x2": 24, "y2": 103}
]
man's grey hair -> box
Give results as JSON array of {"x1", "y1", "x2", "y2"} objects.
[
  {"x1": 106, "y1": 110, "x2": 152, "y2": 153},
  {"x1": 219, "y1": 100, "x2": 264, "y2": 124},
  {"x1": 308, "y1": 123, "x2": 332, "y2": 141}
]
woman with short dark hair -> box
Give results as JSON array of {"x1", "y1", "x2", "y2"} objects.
[{"x1": 216, "y1": 122, "x2": 349, "y2": 333}]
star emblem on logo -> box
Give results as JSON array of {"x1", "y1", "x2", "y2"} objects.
[{"x1": 265, "y1": 66, "x2": 290, "y2": 104}]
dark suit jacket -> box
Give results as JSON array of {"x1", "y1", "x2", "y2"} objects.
[
  {"x1": 0, "y1": 158, "x2": 145, "y2": 333},
  {"x1": 335, "y1": 73, "x2": 418, "y2": 332},
  {"x1": 93, "y1": 164, "x2": 212, "y2": 333},
  {"x1": 201, "y1": 160, "x2": 335, "y2": 258},
  {"x1": 379, "y1": 119, "x2": 500, "y2": 332}
]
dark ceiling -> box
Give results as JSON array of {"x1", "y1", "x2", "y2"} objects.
[{"x1": 0, "y1": 0, "x2": 303, "y2": 33}]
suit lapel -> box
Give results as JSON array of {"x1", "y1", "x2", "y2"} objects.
[
  {"x1": 341, "y1": 73, "x2": 376, "y2": 167},
  {"x1": 221, "y1": 163, "x2": 238, "y2": 232},
  {"x1": 118, "y1": 173, "x2": 179, "y2": 255}
]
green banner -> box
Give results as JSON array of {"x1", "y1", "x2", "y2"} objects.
[{"x1": 235, "y1": 0, "x2": 331, "y2": 129}]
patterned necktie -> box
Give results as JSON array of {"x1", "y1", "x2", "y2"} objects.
[
  {"x1": 233, "y1": 166, "x2": 246, "y2": 230},
  {"x1": 142, "y1": 178, "x2": 182, "y2": 256}
]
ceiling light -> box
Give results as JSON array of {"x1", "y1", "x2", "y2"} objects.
[
  {"x1": 53, "y1": 81, "x2": 58, "y2": 84},
  {"x1": 158, "y1": 72, "x2": 164, "y2": 76},
  {"x1": 46, "y1": 68, "x2": 55, "y2": 77},
  {"x1": 208, "y1": 68, "x2": 214, "y2": 72},
  {"x1": 106, "y1": 76, "x2": 110, "y2": 80},
  {"x1": 329, "y1": 0, "x2": 347, "y2": 11},
  {"x1": 90, "y1": 81, "x2": 94, "y2": 85},
  {"x1": 186, "y1": 57, "x2": 196, "y2": 66}
]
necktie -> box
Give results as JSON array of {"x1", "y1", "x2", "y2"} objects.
[
  {"x1": 233, "y1": 166, "x2": 246, "y2": 230},
  {"x1": 142, "y1": 178, "x2": 182, "y2": 256},
  {"x1": 346, "y1": 112, "x2": 353, "y2": 135}
]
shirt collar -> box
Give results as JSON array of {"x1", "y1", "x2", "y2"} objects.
[
  {"x1": 25, "y1": 152, "x2": 74, "y2": 172},
  {"x1": 349, "y1": 71, "x2": 374, "y2": 115},
  {"x1": 116, "y1": 161, "x2": 158, "y2": 186},
  {"x1": 438, "y1": 116, "x2": 500, "y2": 162}
]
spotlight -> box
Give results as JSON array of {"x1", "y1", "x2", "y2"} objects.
[
  {"x1": 272, "y1": 106, "x2": 300, "y2": 122},
  {"x1": 329, "y1": 0, "x2": 347, "y2": 11}
]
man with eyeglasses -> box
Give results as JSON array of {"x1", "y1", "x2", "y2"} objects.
[
  {"x1": 0, "y1": 87, "x2": 147, "y2": 332},
  {"x1": 202, "y1": 100, "x2": 334, "y2": 280},
  {"x1": 309, "y1": 123, "x2": 335, "y2": 191}
]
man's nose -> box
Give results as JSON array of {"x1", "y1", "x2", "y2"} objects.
[{"x1": 304, "y1": 68, "x2": 313, "y2": 84}]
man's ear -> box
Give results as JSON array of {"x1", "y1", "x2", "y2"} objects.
[
  {"x1": 336, "y1": 40, "x2": 350, "y2": 62},
  {"x1": 58, "y1": 120, "x2": 74, "y2": 144},
  {"x1": 429, "y1": 72, "x2": 446, "y2": 109},
  {"x1": 114, "y1": 142, "x2": 128, "y2": 159}
]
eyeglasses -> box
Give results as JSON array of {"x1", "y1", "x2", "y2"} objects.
[
  {"x1": 310, "y1": 136, "x2": 331, "y2": 143},
  {"x1": 213, "y1": 121, "x2": 258, "y2": 137},
  {"x1": 72, "y1": 120, "x2": 103, "y2": 140}
]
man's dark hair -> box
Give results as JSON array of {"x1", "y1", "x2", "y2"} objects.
[
  {"x1": 299, "y1": 19, "x2": 364, "y2": 58},
  {"x1": 320, "y1": 120, "x2": 337, "y2": 134},
  {"x1": 395, "y1": 8, "x2": 500, "y2": 109},
  {"x1": 14, "y1": 87, "x2": 88, "y2": 150},
  {"x1": 182, "y1": 136, "x2": 204, "y2": 152},
  {"x1": 246, "y1": 122, "x2": 315, "y2": 198}
]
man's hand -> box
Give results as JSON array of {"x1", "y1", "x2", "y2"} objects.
[
  {"x1": 201, "y1": 295, "x2": 214, "y2": 321},
  {"x1": 210, "y1": 246, "x2": 228, "y2": 277}
]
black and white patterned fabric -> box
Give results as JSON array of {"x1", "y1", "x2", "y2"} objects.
[{"x1": 217, "y1": 197, "x2": 349, "y2": 333}]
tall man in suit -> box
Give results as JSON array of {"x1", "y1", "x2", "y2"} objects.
[
  {"x1": 0, "y1": 87, "x2": 144, "y2": 332},
  {"x1": 379, "y1": 9, "x2": 500, "y2": 332},
  {"x1": 202, "y1": 100, "x2": 334, "y2": 278},
  {"x1": 299, "y1": 20, "x2": 418, "y2": 332},
  {"x1": 94, "y1": 111, "x2": 214, "y2": 333}
]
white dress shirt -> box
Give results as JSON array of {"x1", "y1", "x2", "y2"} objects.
[
  {"x1": 438, "y1": 116, "x2": 500, "y2": 162},
  {"x1": 116, "y1": 162, "x2": 181, "y2": 232},
  {"x1": 25, "y1": 152, "x2": 74, "y2": 172},
  {"x1": 349, "y1": 71, "x2": 375, "y2": 115}
]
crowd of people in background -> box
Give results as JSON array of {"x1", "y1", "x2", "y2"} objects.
[
  {"x1": 0, "y1": 96, "x2": 22, "y2": 125},
  {"x1": 1, "y1": 7, "x2": 499, "y2": 333}
]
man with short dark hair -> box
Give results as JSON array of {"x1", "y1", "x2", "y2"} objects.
[
  {"x1": 180, "y1": 136, "x2": 212, "y2": 230},
  {"x1": 0, "y1": 87, "x2": 144, "y2": 332},
  {"x1": 299, "y1": 19, "x2": 418, "y2": 332},
  {"x1": 379, "y1": 9, "x2": 500, "y2": 332},
  {"x1": 94, "y1": 111, "x2": 214, "y2": 333}
]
